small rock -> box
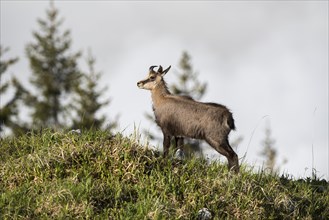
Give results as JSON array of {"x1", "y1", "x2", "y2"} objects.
[
  {"x1": 174, "y1": 149, "x2": 185, "y2": 160},
  {"x1": 197, "y1": 208, "x2": 212, "y2": 220},
  {"x1": 70, "y1": 129, "x2": 81, "y2": 135}
]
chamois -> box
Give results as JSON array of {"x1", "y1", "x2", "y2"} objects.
[{"x1": 137, "y1": 65, "x2": 239, "y2": 173}]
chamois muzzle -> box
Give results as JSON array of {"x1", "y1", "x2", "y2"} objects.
[
  {"x1": 137, "y1": 81, "x2": 143, "y2": 88},
  {"x1": 137, "y1": 79, "x2": 148, "y2": 89}
]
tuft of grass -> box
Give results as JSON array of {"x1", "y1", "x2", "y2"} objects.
[{"x1": 1, "y1": 129, "x2": 328, "y2": 219}]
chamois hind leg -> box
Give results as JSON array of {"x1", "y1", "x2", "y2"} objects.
[
  {"x1": 163, "y1": 134, "x2": 171, "y2": 158},
  {"x1": 175, "y1": 137, "x2": 184, "y2": 151},
  {"x1": 224, "y1": 138, "x2": 239, "y2": 173},
  {"x1": 206, "y1": 137, "x2": 239, "y2": 173}
]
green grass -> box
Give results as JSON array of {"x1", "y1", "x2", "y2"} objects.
[{"x1": 1, "y1": 129, "x2": 328, "y2": 219}]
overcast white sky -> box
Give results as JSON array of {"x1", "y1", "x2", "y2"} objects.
[{"x1": 1, "y1": 1, "x2": 328, "y2": 180}]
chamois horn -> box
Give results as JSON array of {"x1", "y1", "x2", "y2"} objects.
[{"x1": 149, "y1": 65, "x2": 158, "y2": 72}]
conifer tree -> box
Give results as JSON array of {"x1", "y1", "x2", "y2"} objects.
[
  {"x1": 25, "y1": 2, "x2": 81, "y2": 129},
  {"x1": 0, "y1": 46, "x2": 28, "y2": 135},
  {"x1": 71, "y1": 50, "x2": 115, "y2": 130},
  {"x1": 1, "y1": 46, "x2": 18, "y2": 133},
  {"x1": 260, "y1": 121, "x2": 283, "y2": 173},
  {"x1": 170, "y1": 51, "x2": 207, "y2": 100}
]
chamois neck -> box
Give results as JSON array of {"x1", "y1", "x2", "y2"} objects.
[{"x1": 151, "y1": 80, "x2": 171, "y2": 107}]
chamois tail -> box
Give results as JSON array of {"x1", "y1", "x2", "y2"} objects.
[{"x1": 226, "y1": 113, "x2": 236, "y2": 131}]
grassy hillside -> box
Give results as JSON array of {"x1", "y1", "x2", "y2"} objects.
[{"x1": 1, "y1": 130, "x2": 328, "y2": 219}]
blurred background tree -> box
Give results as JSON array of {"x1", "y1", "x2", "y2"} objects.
[
  {"x1": 259, "y1": 120, "x2": 287, "y2": 174},
  {"x1": 170, "y1": 51, "x2": 207, "y2": 100},
  {"x1": 25, "y1": 2, "x2": 81, "y2": 129},
  {"x1": 71, "y1": 50, "x2": 116, "y2": 130},
  {"x1": 260, "y1": 122, "x2": 277, "y2": 173},
  {"x1": 0, "y1": 1, "x2": 117, "y2": 135},
  {"x1": 23, "y1": 2, "x2": 116, "y2": 132},
  {"x1": 0, "y1": 46, "x2": 29, "y2": 136}
]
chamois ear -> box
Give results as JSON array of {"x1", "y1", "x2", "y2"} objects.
[
  {"x1": 161, "y1": 65, "x2": 171, "y2": 76},
  {"x1": 158, "y1": 65, "x2": 163, "y2": 73}
]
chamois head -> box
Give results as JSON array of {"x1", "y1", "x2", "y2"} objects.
[{"x1": 137, "y1": 65, "x2": 171, "y2": 90}]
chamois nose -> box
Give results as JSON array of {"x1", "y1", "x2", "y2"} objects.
[{"x1": 137, "y1": 81, "x2": 142, "y2": 88}]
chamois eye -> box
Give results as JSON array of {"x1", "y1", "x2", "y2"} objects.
[{"x1": 149, "y1": 75, "x2": 156, "y2": 80}]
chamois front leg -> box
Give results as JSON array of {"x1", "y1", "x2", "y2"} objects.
[
  {"x1": 163, "y1": 134, "x2": 171, "y2": 157},
  {"x1": 175, "y1": 137, "x2": 184, "y2": 151}
]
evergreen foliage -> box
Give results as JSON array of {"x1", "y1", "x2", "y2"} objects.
[
  {"x1": 71, "y1": 50, "x2": 115, "y2": 130},
  {"x1": 25, "y1": 2, "x2": 81, "y2": 129},
  {"x1": 0, "y1": 46, "x2": 28, "y2": 136},
  {"x1": 22, "y1": 2, "x2": 114, "y2": 132},
  {"x1": 260, "y1": 121, "x2": 287, "y2": 174},
  {"x1": 0, "y1": 46, "x2": 18, "y2": 133},
  {"x1": 260, "y1": 123, "x2": 277, "y2": 172},
  {"x1": 171, "y1": 51, "x2": 207, "y2": 100}
]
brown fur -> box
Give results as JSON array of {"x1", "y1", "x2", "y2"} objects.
[{"x1": 137, "y1": 65, "x2": 239, "y2": 173}]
